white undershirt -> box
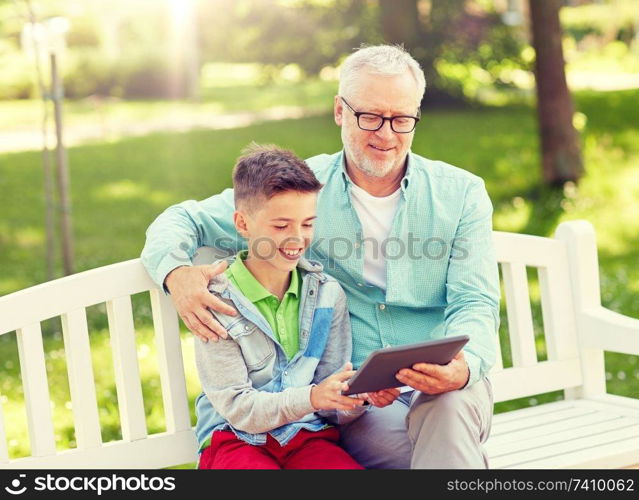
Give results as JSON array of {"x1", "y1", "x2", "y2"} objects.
[{"x1": 349, "y1": 181, "x2": 402, "y2": 290}]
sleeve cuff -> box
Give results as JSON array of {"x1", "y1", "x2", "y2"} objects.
[
  {"x1": 284, "y1": 385, "x2": 316, "y2": 421},
  {"x1": 156, "y1": 253, "x2": 193, "y2": 293},
  {"x1": 462, "y1": 350, "x2": 482, "y2": 388}
]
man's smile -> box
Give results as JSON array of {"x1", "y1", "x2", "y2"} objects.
[{"x1": 369, "y1": 144, "x2": 394, "y2": 152}]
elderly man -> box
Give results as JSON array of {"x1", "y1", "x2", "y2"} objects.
[{"x1": 141, "y1": 44, "x2": 499, "y2": 469}]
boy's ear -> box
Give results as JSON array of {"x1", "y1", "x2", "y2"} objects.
[{"x1": 233, "y1": 210, "x2": 250, "y2": 238}]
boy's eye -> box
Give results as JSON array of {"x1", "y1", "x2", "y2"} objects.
[
  {"x1": 274, "y1": 226, "x2": 287, "y2": 230},
  {"x1": 303, "y1": 223, "x2": 313, "y2": 228}
]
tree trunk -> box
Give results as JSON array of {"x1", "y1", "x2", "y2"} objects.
[
  {"x1": 379, "y1": 0, "x2": 467, "y2": 108},
  {"x1": 529, "y1": 0, "x2": 583, "y2": 185},
  {"x1": 379, "y1": 0, "x2": 421, "y2": 46}
]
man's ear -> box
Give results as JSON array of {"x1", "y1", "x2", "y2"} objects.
[
  {"x1": 334, "y1": 95, "x2": 343, "y2": 127},
  {"x1": 233, "y1": 210, "x2": 250, "y2": 238}
]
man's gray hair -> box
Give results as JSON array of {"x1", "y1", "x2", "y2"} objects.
[{"x1": 338, "y1": 44, "x2": 426, "y2": 105}]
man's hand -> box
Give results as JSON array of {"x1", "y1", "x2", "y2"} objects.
[
  {"x1": 395, "y1": 351, "x2": 470, "y2": 395},
  {"x1": 164, "y1": 261, "x2": 237, "y2": 342},
  {"x1": 311, "y1": 363, "x2": 365, "y2": 411},
  {"x1": 360, "y1": 388, "x2": 401, "y2": 408}
]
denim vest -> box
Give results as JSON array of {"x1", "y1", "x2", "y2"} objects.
[{"x1": 194, "y1": 257, "x2": 352, "y2": 448}]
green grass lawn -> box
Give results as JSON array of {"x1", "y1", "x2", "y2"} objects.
[
  {"x1": 0, "y1": 77, "x2": 336, "y2": 135},
  {"x1": 0, "y1": 89, "x2": 638, "y2": 460}
]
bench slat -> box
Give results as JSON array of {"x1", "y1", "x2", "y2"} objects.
[
  {"x1": 491, "y1": 410, "x2": 623, "y2": 445},
  {"x1": 150, "y1": 289, "x2": 191, "y2": 433},
  {"x1": 493, "y1": 232, "x2": 564, "y2": 267},
  {"x1": 492, "y1": 426, "x2": 639, "y2": 469},
  {"x1": 554, "y1": 221, "x2": 608, "y2": 398},
  {"x1": 492, "y1": 405, "x2": 594, "y2": 432},
  {"x1": 501, "y1": 262, "x2": 537, "y2": 367},
  {"x1": 491, "y1": 406, "x2": 596, "y2": 435},
  {"x1": 502, "y1": 439, "x2": 639, "y2": 469},
  {"x1": 61, "y1": 309, "x2": 102, "y2": 449},
  {"x1": 16, "y1": 323, "x2": 56, "y2": 457},
  {"x1": 106, "y1": 297, "x2": 147, "y2": 441},
  {"x1": 0, "y1": 260, "x2": 156, "y2": 335},
  {"x1": 576, "y1": 395, "x2": 639, "y2": 417},
  {"x1": 491, "y1": 359, "x2": 583, "y2": 403},
  {"x1": 0, "y1": 430, "x2": 198, "y2": 469},
  {"x1": 539, "y1": 264, "x2": 579, "y2": 361},
  {"x1": 493, "y1": 399, "x2": 578, "y2": 424},
  {"x1": 489, "y1": 415, "x2": 637, "y2": 456}
]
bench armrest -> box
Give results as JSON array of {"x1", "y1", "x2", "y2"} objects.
[{"x1": 579, "y1": 307, "x2": 639, "y2": 355}]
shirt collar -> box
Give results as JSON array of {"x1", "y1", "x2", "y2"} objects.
[
  {"x1": 338, "y1": 149, "x2": 412, "y2": 193},
  {"x1": 226, "y1": 250, "x2": 299, "y2": 302}
]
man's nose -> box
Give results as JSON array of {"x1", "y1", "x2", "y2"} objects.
[{"x1": 375, "y1": 118, "x2": 394, "y2": 140}]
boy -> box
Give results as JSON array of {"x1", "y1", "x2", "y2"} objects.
[{"x1": 194, "y1": 144, "x2": 367, "y2": 469}]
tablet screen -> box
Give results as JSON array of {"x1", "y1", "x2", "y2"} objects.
[{"x1": 342, "y1": 335, "x2": 469, "y2": 396}]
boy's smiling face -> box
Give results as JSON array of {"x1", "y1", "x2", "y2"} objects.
[{"x1": 234, "y1": 190, "x2": 318, "y2": 273}]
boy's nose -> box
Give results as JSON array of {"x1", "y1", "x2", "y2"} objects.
[{"x1": 284, "y1": 231, "x2": 304, "y2": 246}]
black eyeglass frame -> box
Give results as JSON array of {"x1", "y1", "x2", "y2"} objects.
[{"x1": 340, "y1": 96, "x2": 421, "y2": 134}]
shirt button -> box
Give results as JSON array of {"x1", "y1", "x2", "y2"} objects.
[
  {"x1": 284, "y1": 371, "x2": 288, "y2": 376},
  {"x1": 379, "y1": 304, "x2": 386, "y2": 310},
  {"x1": 244, "y1": 324, "x2": 250, "y2": 331},
  {"x1": 354, "y1": 242, "x2": 361, "y2": 249}
]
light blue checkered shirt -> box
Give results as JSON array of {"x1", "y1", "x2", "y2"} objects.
[{"x1": 141, "y1": 150, "x2": 500, "y2": 386}]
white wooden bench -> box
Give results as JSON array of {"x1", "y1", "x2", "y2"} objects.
[{"x1": 0, "y1": 220, "x2": 638, "y2": 469}]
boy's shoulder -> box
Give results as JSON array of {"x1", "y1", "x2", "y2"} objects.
[
  {"x1": 298, "y1": 258, "x2": 335, "y2": 287},
  {"x1": 300, "y1": 262, "x2": 347, "y2": 306}
]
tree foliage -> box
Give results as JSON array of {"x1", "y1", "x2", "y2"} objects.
[
  {"x1": 198, "y1": 0, "x2": 379, "y2": 76},
  {"x1": 0, "y1": 0, "x2": 603, "y2": 107},
  {"x1": 196, "y1": 0, "x2": 527, "y2": 104}
]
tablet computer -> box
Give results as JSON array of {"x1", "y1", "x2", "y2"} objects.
[{"x1": 342, "y1": 335, "x2": 470, "y2": 396}]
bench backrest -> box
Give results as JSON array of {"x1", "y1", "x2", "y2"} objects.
[
  {"x1": 0, "y1": 221, "x2": 603, "y2": 468},
  {"x1": 491, "y1": 220, "x2": 606, "y2": 403},
  {"x1": 491, "y1": 231, "x2": 581, "y2": 402},
  {"x1": 0, "y1": 262, "x2": 198, "y2": 469}
]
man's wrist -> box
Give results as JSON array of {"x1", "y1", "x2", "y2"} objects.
[
  {"x1": 163, "y1": 265, "x2": 187, "y2": 294},
  {"x1": 459, "y1": 360, "x2": 471, "y2": 390}
]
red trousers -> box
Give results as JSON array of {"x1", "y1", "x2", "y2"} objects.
[{"x1": 199, "y1": 427, "x2": 363, "y2": 469}]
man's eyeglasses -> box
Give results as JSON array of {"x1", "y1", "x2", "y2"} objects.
[{"x1": 340, "y1": 97, "x2": 420, "y2": 134}]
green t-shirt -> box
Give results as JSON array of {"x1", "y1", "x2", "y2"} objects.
[{"x1": 225, "y1": 251, "x2": 301, "y2": 360}]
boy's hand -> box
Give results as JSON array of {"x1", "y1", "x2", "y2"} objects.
[
  {"x1": 164, "y1": 261, "x2": 237, "y2": 343},
  {"x1": 360, "y1": 388, "x2": 401, "y2": 408},
  {"x1": 310, "y1": 363, "x2": 365, "y2": 411}
]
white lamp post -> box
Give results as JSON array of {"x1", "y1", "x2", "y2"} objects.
[{"x1": 21, "y1": 15, "x2": 75, "y2": 276}]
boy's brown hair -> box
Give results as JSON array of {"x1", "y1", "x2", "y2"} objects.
[{"x1": 232, "y1": 143, "x2": 322, "y2": 212}]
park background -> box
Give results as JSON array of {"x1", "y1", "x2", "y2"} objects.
[{"x1": 0, "y1": 0, "x2": 637, "y2": 463}]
